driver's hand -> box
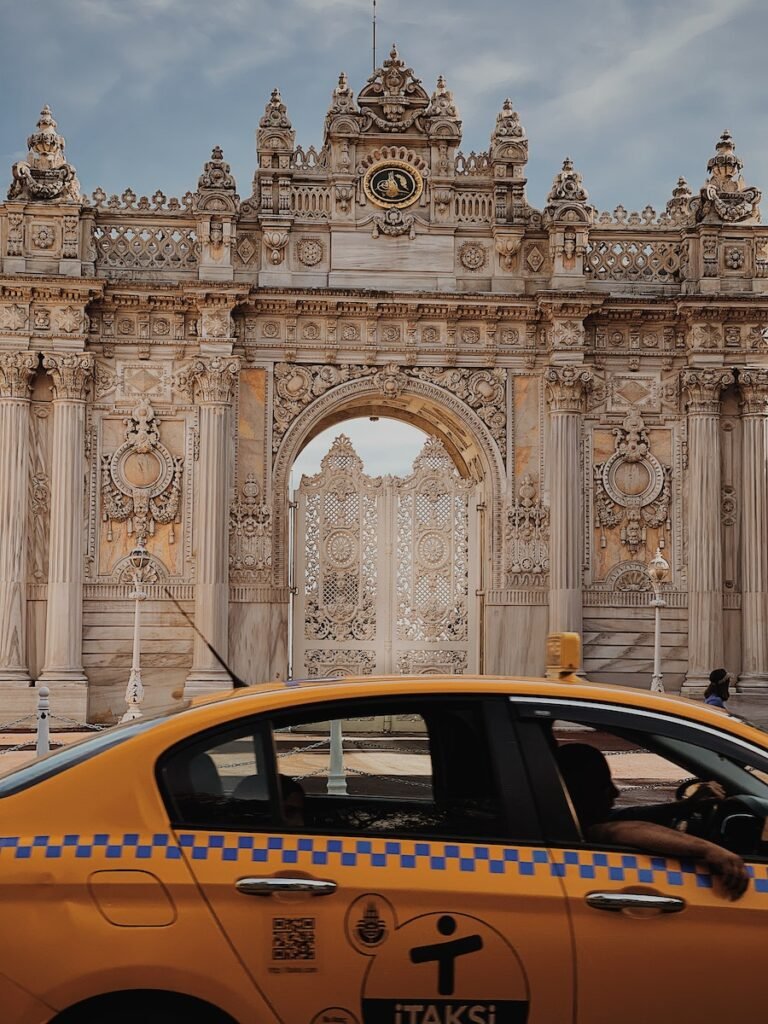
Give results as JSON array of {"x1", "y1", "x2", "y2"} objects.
[
  {"x1": 702, "y1": 845, "x2": 749, "y2": 900},
  {"x1": 688, "y1": 780, "x2": 727, "y2": 803}
]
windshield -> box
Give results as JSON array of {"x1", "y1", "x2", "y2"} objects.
[{"x1": 0, "y1": 701, "x2": 191, "y2": 797}]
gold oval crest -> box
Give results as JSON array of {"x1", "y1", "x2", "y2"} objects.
[{"x1": 363, "y1": 160, "x2": 423, "y2": 209}]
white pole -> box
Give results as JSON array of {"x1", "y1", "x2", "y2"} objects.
[
  {"x1": 647, "y1": 547, "x2": 669, "y2": 693},
  {"x1": 650, "y1": 595, "x2": 666, "y2": 693},
  {"x1": 327, "y1": 720, "x2": 347, "y2": 795},
  {"x1": 36, "y1": 686, "x2": 50, "y2": 757},
  {"x1": 121, "y1": 569, "x2": 146, "y2": 722}
]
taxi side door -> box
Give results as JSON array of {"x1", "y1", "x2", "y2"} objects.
[
  {"x1": 512, "y1": 695, "x2": 768, "y2": 1024},
  {"x1": 158, "y1": 692, "x2": 575, "y2": 1024}
]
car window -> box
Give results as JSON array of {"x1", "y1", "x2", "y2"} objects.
[
  {"x1": 159, "y1": 722, "x2": 272, "y2": 829},
  {"x1": 512, "y1": 698, "x2": 768, "y2": 856},
  {"x1": 159, "y1": 696, "x2": 533, "y2": 842}
]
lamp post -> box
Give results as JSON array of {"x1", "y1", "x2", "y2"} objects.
[
  {"x1": 647, "y1": 547, "x2": 670, "y2": 693},
  {"x1": 121, "y1": 544, "x2": 150, "y2": 723}
]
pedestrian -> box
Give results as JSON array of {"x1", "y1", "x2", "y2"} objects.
[{"x1": 704, "y1": 668, "x2": 730, "y2": 708}]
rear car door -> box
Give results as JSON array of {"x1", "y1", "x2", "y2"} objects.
[
  {"x1": 512, "y1": 695, "x2": 768, "y2": 1024},
  {"x1": 158, "y1": 692, "x2": 574, "y2": 1024}
]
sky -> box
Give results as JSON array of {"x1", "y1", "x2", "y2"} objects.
[
  {"x1": 292, "y1": 417, "x2": 428, "y2": 480},
  {"x1": 1, "y1": 0, "x2": 767, "y2": 214}
]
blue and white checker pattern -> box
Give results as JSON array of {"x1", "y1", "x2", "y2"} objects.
[{"x1": 0, "y1": 833, "x2": 766, "y2": 892}]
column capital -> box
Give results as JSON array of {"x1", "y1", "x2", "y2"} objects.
[
  {"x1": 681, "y1": 367, "x2": 734, "y2": 415},
  {"x1": 179, "y1": 355, "x2": 240, "y2": 405},
  {"x1": 43, "y1": 352, "x2": 94, "y2": 401},
  {"x1": 0, "y1": 351, "x2": 37, "y2": 399},
  {"x1": 739, "y1": 368, "x2": 768, "y2": 416},
  {"x1": 544, "y1": 364, "x2": 593, "y2": 412}
]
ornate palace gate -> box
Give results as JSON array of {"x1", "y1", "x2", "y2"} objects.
[{"x1": 292, "y1": 434, "x2": 479, "y2": 681}]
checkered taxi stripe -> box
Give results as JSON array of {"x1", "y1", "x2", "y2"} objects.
[{"x1": 0, "y1": 833, "x2": 767, "y2": 892}]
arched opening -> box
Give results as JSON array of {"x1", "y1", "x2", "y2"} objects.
[{"x1": 287, "y1": 409, "x2": 485, "y2": 682}]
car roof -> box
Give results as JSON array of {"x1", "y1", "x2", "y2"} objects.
[{"x1": 189, "y1": 674, "x2": 759, "y2": 740}]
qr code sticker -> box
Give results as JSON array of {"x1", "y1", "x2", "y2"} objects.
[{"x1": 272, "y1": 916, "x2": 316, "y2": 961}]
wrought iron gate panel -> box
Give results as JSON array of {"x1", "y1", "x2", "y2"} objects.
[{"x1": 294, "y1": 434, "x2": 478, "y2": 681}]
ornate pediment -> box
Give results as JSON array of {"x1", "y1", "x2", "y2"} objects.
[{"x1": 357, "y1": 45, "x2": 431, "y2": 133}]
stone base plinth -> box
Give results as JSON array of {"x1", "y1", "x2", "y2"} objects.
[
  {"x1": 0, "y1": 678, "x2": 89, "y2": 726},
  {"x1": 34, "y1": 677, "x2": 89, "y2": 723},
  {"x1": 0, "y1": 679, "x2": 38, "y2": 727},
  {"x1": 736, "y1": 674, "x2": 768, "y2": 693},
  {"x1": 681, "y1": 676, "x2": 708, "y2": 698}
]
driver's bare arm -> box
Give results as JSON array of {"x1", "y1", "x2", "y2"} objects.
[{"x1": 588, "y1": 820, "x2": 749, "y2": 900}]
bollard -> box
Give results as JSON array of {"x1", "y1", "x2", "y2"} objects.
[
  {"x1": 327, "y1": 719, "x2": 348, "y2": 795},
  {"x1": 36, "y1": 686, "x2": 50, "y2": 758}
]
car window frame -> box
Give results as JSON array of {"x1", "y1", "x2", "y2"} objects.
[
  {"x1": 156, "y1": 716, "x2": 280, "y2": 829},
  {"x1": 510, "y1": 696, "x2": 768, "y2": 852},
  {"x1": 158, "y1": 693, "x2": 543, "y2": 845}
]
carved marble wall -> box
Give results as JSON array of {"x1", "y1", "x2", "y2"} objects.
[{"x1": 1, "y1": 49, "x2": 768, "y2": 719}]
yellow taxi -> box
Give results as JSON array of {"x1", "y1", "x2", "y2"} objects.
[{"x1": 2, "y1": 639, "x2": 768, "y2": 1024}]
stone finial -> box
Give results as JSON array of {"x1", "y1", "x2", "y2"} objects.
[
  {"x1": 691, "y1": 130, "x2": 761, "y2": 223},
  {"x1": 327, "y1": 71, "x2": 358, "y2": 115},
  {"x1": 8, "y1": 105, "x2": 81, "y2": 202},
  {"x1": 197, "y1": 146, "x2": 237, "y2": 192},
  {"x1": 492, "y1": 97, "x2": 526, "y2": 142},
  {"x1": 547, "y1": 157, "x2": 589, "y2": 204},
  {"x1": 665, "y1": 176, "x2": 693, "y2": 220},
  {"x1": 260, "y1": 88, "x2": 292, "y2": 129},
  {"x1": 357, "y1": 43, "x2": 430, "y2": 124},
  {"x1": 426, "y1": 75, "x2": 459, "y2": 120},
  {"x1": 708, "y1": 129, "x2": 743, "y2": 183}
]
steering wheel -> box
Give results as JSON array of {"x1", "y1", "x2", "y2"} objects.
[{"x1": 671, "y1": 779, "x2": 723, "y2": 837}]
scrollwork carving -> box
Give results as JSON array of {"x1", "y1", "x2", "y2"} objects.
[
  {"x1": 176, "y1": 356, "x2": 240, "y2": 405},
  {"x1": 100, "y1": 400, "x2": 184, "y2": 546},
  {"x1": 505, "y1": 474, "x2": 549, "y2": 585},
  {"x1": 593, "y1": 409, "x2": 671, "y2": 555},
  {"x1": 229, "y1": 473, "x2": 272, "y2": 580},
  {"x1": 681, "y1": 368, "x2": 734, "y2": 415},
  {"x1": 544, "y1": 365, "x2": 593, "y2": 412},
  {"x1": 0, "y1": 351, "x2": 37, "y2": 398},
  {"x1": 43, "y1": 352, "x2": 93, "y2": 401}
]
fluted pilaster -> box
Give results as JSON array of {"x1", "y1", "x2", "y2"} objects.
[
  {"x1": 681, "y1": 368, "x2": 733, "y2": 691},
  {"x1": 739, "y1": 369, "x2": 768, "y2": 689},
  {"x1": 185, "y1": 356, "x2": 240, "y2": 694},
  {"x1": 545, "y1": 366, "x2": 592, "y2": 635},
  {"x1": 39, "y1": 354, "x2": 93, "y2": 695},
  {"x1": 0, "y1": 352, "x2": 37, "y2": 681}
]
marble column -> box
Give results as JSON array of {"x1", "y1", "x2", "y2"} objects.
[
  {"x1": 184, "y1": 356, "x2": 240, "y2": 696},
  {"x1": 39, "y1": 354, "x2": 93, "y2": 712},
  {"x1": 681, "y1": 368, "x2": 734, "y2": 693},
  {"x1": 738, "y1": 369, "x2": 768, "y2": 690},
  {"x1": 545, "y1": 366, "x2": 593, "y2": 637},
  {"x1": 0, "y1": 352, "x2": 37, "y2": 683}
]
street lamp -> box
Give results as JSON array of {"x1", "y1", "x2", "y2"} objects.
[
  {"x1": 121, "y1": 544, "x2": 150, "y2": 723},
  {"x1": 647, "y1": 547, "x2": 670, "y2": 693}
]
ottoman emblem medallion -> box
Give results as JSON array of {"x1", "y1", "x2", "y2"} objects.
[{"x1": 363, "y1": 159, "x2": 423, "y2": 209}]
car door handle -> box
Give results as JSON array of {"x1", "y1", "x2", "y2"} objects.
[
  {"x1": 586, "y1": 892, "x2": 686, "y2": 914},
  {"x1": 235, "y1": 877, "x2": 337, "y2": 897}
]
